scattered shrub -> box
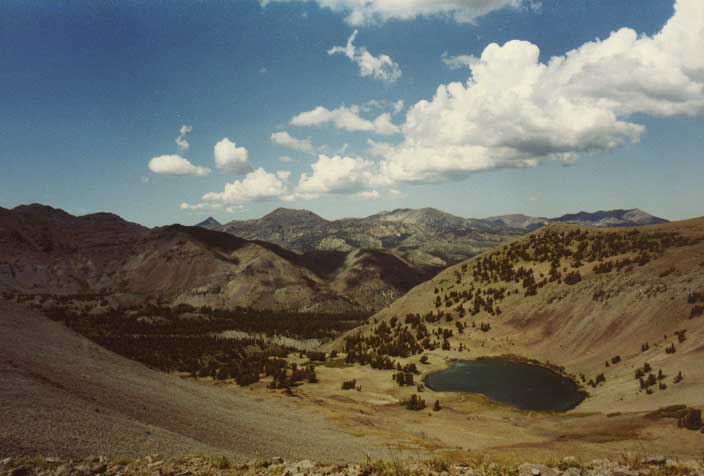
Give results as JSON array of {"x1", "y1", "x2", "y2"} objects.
[
  {"x1": 403, "y1": 394, "x2": 426, "y2": 411},
  {"x1": 341, "y1": 379, "x2": 357, "y2": 390}
]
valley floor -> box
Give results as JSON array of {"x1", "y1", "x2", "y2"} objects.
[
  {"x1": 2, "y1": 298, "x2": 704, "y2": 463},
  {"x1": 215, "y1": 337, "x2": 704, "y2": 463}
]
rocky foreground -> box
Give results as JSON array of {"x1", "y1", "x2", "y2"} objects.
[{"x1": 2, "y1": 455, "x2": 703, "y2": 476}]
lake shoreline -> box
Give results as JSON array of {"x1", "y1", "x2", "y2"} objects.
[{"x1": 423, "y1": 354, "x2": 588, "y2": 412}]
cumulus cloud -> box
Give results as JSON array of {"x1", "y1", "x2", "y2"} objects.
[
  {"x1": 202, "y1": 168, "x2": 289, "y2": 204},
  {"x1": 328, "y1": 30, "x2": 401, "y2": 83},
  {"x1": 296, "y1": 154, "x2": 391, "y2": 195},
  {"x1": 290, "y1": 104, "x2": 400, "y2": 135},
  {"x1": 148, "y1": 155, "x2": 211, "y2": 177},
  {"x1": 270, "y1": 131, "x2": 315, "y2": 154},
  {"x1": 260, "y1": 0, "x2": 521, "y2": 26},
  {"x1": 265, "y1": 0, "x2": 703, "y2": 200},
  {"x1": 374, "y1": 0, "x2": 704, "y2": 184},
  {"x1": 175, "y1": 125, "x2": 192, "y2": 153},
  {"x1": 213, "y1": 138, "x2": 251, "y2": 174},
  {"x1": 150, "y1": 125, "x2": 211, "y2": 177},
  {"x1": 441, "y1": 52, "x2": 479, "y2": 70}
]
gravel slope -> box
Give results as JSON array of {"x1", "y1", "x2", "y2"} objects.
[{"x1": 0, "y1": 301, "x2": 383, "y2": 461}]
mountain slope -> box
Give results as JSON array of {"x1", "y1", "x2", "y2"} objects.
[
  {"x1": 0, "y1": 205, "x2": 429, "y2": 312},
  {"x1": 348, "y1": 218, "x2": 704, "y2": 412},
  {"x1": 0, "y1": 301, "x2": 382, "y2": 460}
]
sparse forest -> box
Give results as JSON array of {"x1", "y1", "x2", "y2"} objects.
[{"x1": 8, "y1": 295, "x2": 364, "y2": 387}]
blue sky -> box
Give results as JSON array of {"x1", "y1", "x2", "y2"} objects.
[{"x1": 1, "y1": 0, "x2": 702, "y2": 226}]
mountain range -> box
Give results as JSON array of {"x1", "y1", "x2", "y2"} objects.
[
  {"x1": 487, "y1": 208, "x2": 669, "y2": 230},
  {"x1": 200, "y1": 207, "x2": 668, "y2": 269},
  {"x1": 0, "y1": 204, "x2": 431, "y2": 313},
  {"x1": 1, "y1": 202, "x2": 700, "y2": 461},
  {"x1": 0, "y1": 204, "x2": 669, "y2": 313}
]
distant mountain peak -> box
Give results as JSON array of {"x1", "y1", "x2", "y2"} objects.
[
  {"x1": 554, "y1": 208, "x2": 668, "y2": 227},
  {"x1": 261, "y1": 207, "x2": 327, "y2": 223},
  {"x1": 486, "y1": 214, "x2": 549, "y2": 230},
  {"x1": 195, "y1": 217, "x2": 222, "y2": 229}
]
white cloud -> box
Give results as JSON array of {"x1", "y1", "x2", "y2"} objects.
[
  {"x1": 175, "y1": 125, "x2": 192, "y2": 153},
  {"x1": 362, "y1": 99, "x2": 404, "y2": 115},
  {"x1": 202, "y1": 168, "x2": 289, "y2": 204},
  {"x1": 276, "y1": 170, "x2": 292, "y2": 181},
  {"x1": 357, "y1": 190, "x2": 381, "y2": 200},
  {"x1": 180, "y1": 202, "x2": 223, "y2": 211},
  {"x1": 290, "y1": 104, "x2": 400, "y2": 135},
  {"x1": 281, "y1": 192, "x2": 320, "y2": 202},
  {"x1": 374, "y1": 0, "x2": 704, "y2": 184},
  {"x1": 441, "y1": 52, "x2": 479, "y2": 70},
  {"x1": 213, "y1": 138, "x2": 251, "y2": 174},
  {"x1": 328, "y1": 30, "x2": 401, "y2": 83},
  {"x1": 388, "y1": 188, "x2": 405, "y2": 199},
  {"x1": 148, "y1": 155, "x2": 211, "y2": 177},
  {"x1": 260, "y1": 0, "x2": 521, "y2": 26},
  {"x1": 296, "y1": 154, "x2": 390, "y2": 195},
  {"x1": 180, "y1": 202, "x2": 245, "y2": 213},
  {"x1": 270, "y1": 131, "x2": 315, "y2": 154},
  {"x1": 278, "y1": 156, "x2": 294, "y2": 163}
]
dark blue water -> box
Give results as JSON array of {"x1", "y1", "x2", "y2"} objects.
[{"x1": 424, "y1": 359, "x2": 585, "y2": 412}]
